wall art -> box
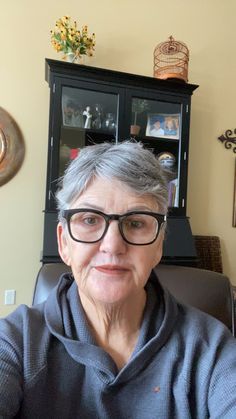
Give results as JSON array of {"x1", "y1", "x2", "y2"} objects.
[{"x1": 0, "y1": 107, "x2": 25, "y2": 186}]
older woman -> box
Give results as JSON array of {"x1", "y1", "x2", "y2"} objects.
[{"x1": 0, "y1": 141, "x2": 236, "y2": 418}]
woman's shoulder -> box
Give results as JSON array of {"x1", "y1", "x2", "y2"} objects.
[
  {"x1": 0, "y1": 302, "x2": 54, "y2": 390},
  {"x1": 1, "y1": 301, "x2": 45, "y2": 325},
  {"x1": 0, "y1": 303, "x2": 47, "y2": 350}
]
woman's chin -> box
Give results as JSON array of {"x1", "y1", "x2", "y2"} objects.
[{"x1": 85, "y1": 276, "x2": 133, "y2": 305}]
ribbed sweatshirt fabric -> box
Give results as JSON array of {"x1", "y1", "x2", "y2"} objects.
[{"x1": 0, "y1": 271, "x2": 236, "y2": 418}]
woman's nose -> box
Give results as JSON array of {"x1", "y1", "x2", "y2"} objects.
[{"x1": 99, "y1": 220, "x2": 127, "y2": 254}]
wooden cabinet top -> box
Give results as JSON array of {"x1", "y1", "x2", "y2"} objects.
[{"x1": 45, "y1": 58, "x2": 198, "y2": 96}]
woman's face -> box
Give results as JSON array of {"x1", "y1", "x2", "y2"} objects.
[{"x1": 57, "y1": 178, "x2": 164, "y2": 305}]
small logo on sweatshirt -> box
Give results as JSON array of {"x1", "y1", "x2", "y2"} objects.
[{"x1": 153, "y1": 386, "x2": 160, "y2": 393}]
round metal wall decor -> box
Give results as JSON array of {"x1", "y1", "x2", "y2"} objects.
[{"x1": 0, "y1": 107, "x2": 25, "y2": 186}]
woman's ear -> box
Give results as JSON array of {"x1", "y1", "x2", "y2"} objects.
[{"x1": 57, "y1": 223, "x2": 71, "y2": 266}]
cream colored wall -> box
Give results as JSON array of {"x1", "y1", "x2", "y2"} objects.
[{"x1": 0, "y1": 0, "x2": 235, "y2": 316}]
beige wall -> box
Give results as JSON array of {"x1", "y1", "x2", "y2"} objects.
[{"x1": 1, "y1": 0, "x2": 235, "y2": 316}]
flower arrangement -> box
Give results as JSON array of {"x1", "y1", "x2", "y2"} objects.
[{"x1": 50, "y1": 16, "x2": 95, "y2": 62}]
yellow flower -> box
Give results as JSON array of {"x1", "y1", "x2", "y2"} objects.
[
  {"x1": 62, "y1": 15, "x2": 70, "y2": 22},
  {"x1": 55, "y1": 43, "x2": 62, "y2": 52},
  {"x1": 50, "y1": 16, "x2": 95, "y2": 58}
]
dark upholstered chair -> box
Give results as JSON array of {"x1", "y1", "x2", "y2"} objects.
[
  {"x1": 193, "y1": 235, "x2": 223, "y2": 273},
  {"x1": 33, "y1": 263, "x2": 235, "y2": 335}
]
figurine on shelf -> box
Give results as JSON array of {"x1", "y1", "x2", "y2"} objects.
[
  {"x1": 83, "y1": 106, "x2": 93, "y2": 129},
  {"x1": 63, "y1": 100, "x2": 75, "y2": 126},
  {"x1": 72, "y1": 104, "x2": 84, "y2": 128},
  {"x1": 92, "y1": 104, "x2": 103, "y2": 130},
  {"x1": 104, "y1": 112, "x2": 116, "y2": 131}
]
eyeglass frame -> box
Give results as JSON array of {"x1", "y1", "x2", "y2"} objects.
[{"x1": 61, "y1": 208, "x2": 167, "y2": 246}]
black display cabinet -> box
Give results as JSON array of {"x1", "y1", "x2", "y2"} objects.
[{"x1": 42, "y1": 58, "x2": 198, "y2": 265}]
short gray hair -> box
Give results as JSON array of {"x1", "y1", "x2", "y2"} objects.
[{"x1": 56, "y1": 141, "x2": 168, "y2": 221}]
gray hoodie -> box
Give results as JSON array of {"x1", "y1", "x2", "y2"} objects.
[{"x1": 1, "y1": 272, "x2": 236, "y2": 418}]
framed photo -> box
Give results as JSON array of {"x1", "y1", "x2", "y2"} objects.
[
  {"x1": 233, "y1": 158, "x2": 236, "y2": 227},
  {"x1": 146, "y1": 113, "x2": 180, "y2": 139}
]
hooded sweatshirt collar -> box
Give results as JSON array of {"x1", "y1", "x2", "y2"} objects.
[{"x1": 44, "y1": 271, "x2": 178, "y2": 385}]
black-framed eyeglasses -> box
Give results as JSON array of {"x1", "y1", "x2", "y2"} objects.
[{"x1": 61, "y1": 208, "x2": 167, "y2": 246}]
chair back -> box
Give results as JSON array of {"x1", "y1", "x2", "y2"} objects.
[{"x1": 33, "y1": 263, "x2": 235, "y2": 335}]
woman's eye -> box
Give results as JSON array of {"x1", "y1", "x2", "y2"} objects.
[
  {"x1": 83, "y1": 217, "x2": 97, "y2": 225},
  {"x1": 131, "y1": 220, "x2": 143, "y2": 228},
  {"x1": 125, "y1": 219, "x2": 144, "y2": 229}
]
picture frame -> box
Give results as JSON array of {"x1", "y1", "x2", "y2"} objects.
[
  {"x1": 146, "y1": 113, "x2": 180, "y2": 139},
  {"x1": 233, "y1": 158, "x2": 236, "y2": 227}
]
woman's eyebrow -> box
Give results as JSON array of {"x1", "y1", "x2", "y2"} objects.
[
  {"x1": 73, "y1": 202, "x2": 104, "y2": 210},
  {"x1": 73, "y1": 203, "x2": 156, "y2": 212}
]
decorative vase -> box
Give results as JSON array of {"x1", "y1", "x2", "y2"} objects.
[
  {"x1": 65, "y1": 52, "x2": 76, "y2": 63},
  {"x1": 64, "y1": 53, "x2": 87, "y2": 65}
]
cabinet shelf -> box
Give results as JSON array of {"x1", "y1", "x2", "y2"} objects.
[
  {"x1": 61, "y1": 125, "x2": 116, "y2": 137},
  {"x1": 141, "y1": 138, "x2": 180, "y2": 147}
]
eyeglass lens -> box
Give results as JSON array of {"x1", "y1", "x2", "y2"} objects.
[{"x1": 69, "y1": 211, "x2": 159, "y2": 244}]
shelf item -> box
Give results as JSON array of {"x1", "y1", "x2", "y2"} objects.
[
  {"x1": 146, "y1": 113, "x2": 180, "y2": 140},
  {"x1": 154, "y1": 36, "x2": 189, "y2": 82},
  {"x1": 168, "y1": 178, "x2": 179, "y2": 208},
  {"x1": 157, "y1": 151, "x2": 176, "y2": 169}
]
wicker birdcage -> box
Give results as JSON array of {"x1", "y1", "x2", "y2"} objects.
[{"x1": 154, "y1": 36, "x2": 189, "y2": 82}]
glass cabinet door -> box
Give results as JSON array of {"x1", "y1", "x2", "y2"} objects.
[
  {"x1": 58, "y1": 85, "x2": 120, "y2": 178},
  {"x1": 127, "y1": 95, "x2": 184, "y2": 212}
]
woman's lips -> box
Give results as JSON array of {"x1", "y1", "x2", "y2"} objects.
[{"x1": 95, "y1": 265, "x2": 129, "y2": 274}]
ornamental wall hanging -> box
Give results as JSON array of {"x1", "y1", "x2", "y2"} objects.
[
  {"x1": 217, "y1": 128, "x2": 236, "y2": 227},
  {"x1": 217, "y1": 129, "x2": 236, "y2": 154},
  {"x1": 0, "y1": 107, "x2": 25, "y2": 186}
]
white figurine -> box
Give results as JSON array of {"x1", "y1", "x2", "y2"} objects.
[{"x1": 83, "y1": 106, "x2": 92, "y2": 129}]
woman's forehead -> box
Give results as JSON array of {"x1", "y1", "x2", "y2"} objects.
[{"x1": 70, "y1": 177, "x2": 158, "y2": 210}]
